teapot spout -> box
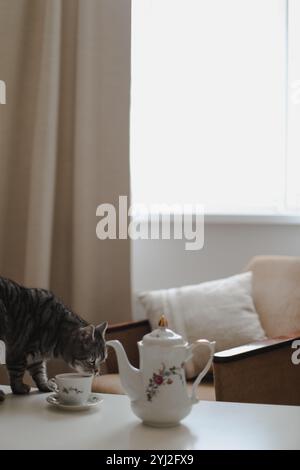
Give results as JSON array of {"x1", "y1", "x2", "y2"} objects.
[{"x1": 106, "y1": 340, "x2": 142, "y2": 401}]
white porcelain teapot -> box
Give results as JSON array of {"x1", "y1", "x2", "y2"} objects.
[{"x1": 106, "y1": 316, "x2": 215, "y2": 427}]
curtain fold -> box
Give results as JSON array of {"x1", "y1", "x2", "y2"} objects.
[{"x1": 0, "y1": 0, "x2": 132, "y2": 324}]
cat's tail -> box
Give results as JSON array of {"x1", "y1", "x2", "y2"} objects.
[{"x1": 0, "y1": 389, "x2": 5, "y2": 402}]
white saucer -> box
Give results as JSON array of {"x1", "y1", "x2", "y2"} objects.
[{"x1": 46, "y1": 393, "x2": 103, "y2": 411}]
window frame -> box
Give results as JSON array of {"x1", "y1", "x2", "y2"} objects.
[{"x1": 130, "y1": 0, "x2": 300, "y2": 221}]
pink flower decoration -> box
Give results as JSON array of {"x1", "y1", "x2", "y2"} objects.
[
  {"x1": 154, "y1": 375, "x2": 163, "y2": 385},
  {"x1": 146, "y1": 363, "x2": 184, "y2": 401}
]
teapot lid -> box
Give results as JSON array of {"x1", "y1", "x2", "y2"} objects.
[{"x1": 142, "y1": 315, "x2": 186, "y2": 346}]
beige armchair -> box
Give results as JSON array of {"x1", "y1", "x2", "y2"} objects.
[
  {"x1": 97, "y1": 255, "x2": 300, "y2": 405},
  {"x1": 213, "y1": 255, "x2": 300, "y2": 405}
]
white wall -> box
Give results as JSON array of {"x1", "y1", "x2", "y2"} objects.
[{"x1": 132, "y1": 222, "x2": 300, "y2": 319}]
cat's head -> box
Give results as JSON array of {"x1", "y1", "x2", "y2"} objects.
[{"x1": 66, "y1": 322, "x2": 108, "y2": 375}]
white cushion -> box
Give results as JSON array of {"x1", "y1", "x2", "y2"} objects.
[{"x1": 138, "y1": 272, "x2": 266, "y2": 378}]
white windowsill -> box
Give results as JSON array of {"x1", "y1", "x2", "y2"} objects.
[
  {"x1": 204, "y1": 214, "x2": 300, "y2": 225},
  {"x1": 132, "y1": 213, "x2": 300, "y2": 225}
]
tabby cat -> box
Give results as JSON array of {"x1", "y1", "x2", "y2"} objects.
[{"x1": 0, "y1": 276, "x2": 107, "y2": 401}]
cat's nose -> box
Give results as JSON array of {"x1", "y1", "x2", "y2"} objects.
[{"x1": 94, "y1": 368, "x2": 100, "y2": 376}]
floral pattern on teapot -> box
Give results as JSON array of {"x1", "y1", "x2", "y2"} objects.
[{"x1": 146, "y1": 362, "x2": 184, "y2": 402}]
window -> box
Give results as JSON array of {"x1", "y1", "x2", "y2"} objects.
[{"x1": 130, "y1": 0, "x2": 299, "y2": 215}]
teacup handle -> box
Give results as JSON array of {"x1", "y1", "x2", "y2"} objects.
[{"x1": 188, "y1": 339, "x2": 216, "y2": 404}]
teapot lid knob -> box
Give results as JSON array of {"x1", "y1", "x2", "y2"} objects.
[
  {"x1": 158, "y1": 315, "x2": 168, "y2": 328},
  {"x1": 141, "y1": 314, "x2": 186, "y2": 346}
]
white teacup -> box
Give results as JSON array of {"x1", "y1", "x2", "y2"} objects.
[{"x1": 49, "y1": 373, "x2": 93, "y2": 405}]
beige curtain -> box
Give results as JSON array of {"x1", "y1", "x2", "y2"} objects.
[{"x1": 0, "y1": 0, "x2": 132, "y2": 324}]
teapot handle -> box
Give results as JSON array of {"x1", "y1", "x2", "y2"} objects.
[{"x1": 188, "y1": 339, "x2": 216, "y2": 404}]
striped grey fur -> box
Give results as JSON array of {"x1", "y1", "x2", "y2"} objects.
[{"x1": 0, "y1": 276, "x2": 107, "y2": 400}]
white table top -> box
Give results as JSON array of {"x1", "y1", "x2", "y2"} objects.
[{"x1": 0, "y1": 386, "x2": 299, "y2": 450}]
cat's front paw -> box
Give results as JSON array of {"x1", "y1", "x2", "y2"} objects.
[
  {"x1": 11, "y1": 383, "x2": 31, "y2": 395},
  {"x1": 37, "y1": 382, "x2": 53, "y2": 393},
  {"x1": 0, "y1": 390, "x2": 5, "y2": 402}
]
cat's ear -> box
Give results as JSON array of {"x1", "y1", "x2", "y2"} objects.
[
  {"x1": 79, "y1": 325, "x2": 95, "y2": 341},
  {"x1": 95, "y1": 321, "x2": 108, "y2": 338}
]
